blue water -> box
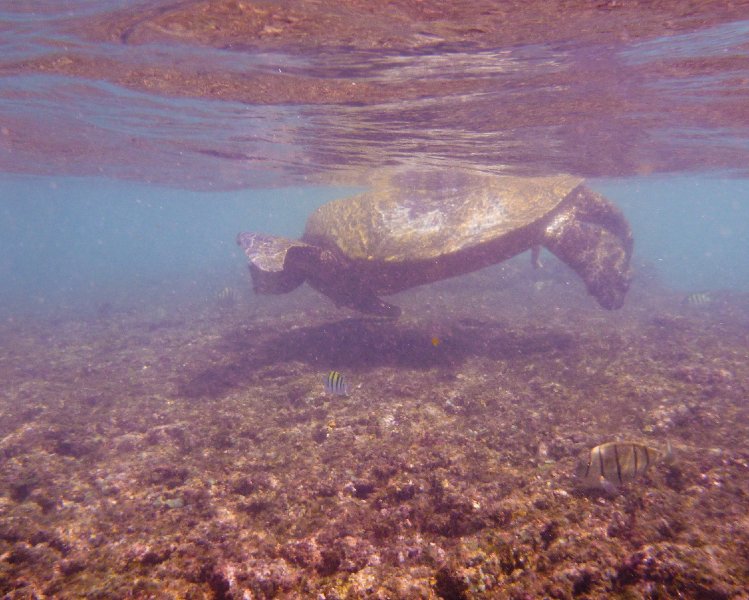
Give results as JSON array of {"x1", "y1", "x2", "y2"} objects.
[
  {"x1": 598, "y1": 176, "x2": 749, "y2": 292},
  {"x1": 0, "y1": 176, "x2": 354, "y2": 317}
]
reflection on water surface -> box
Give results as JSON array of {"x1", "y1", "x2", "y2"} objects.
[{"x1": 1, "y1": 1, "x2": 749, "y2": 187}]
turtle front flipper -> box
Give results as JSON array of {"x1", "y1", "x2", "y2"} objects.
[
  {"x1": 542, "y1": 186, "x2": 633, "y2": 309},
  {"x1": 237, "y1": 232, "x2": 320, "y2": 294}
]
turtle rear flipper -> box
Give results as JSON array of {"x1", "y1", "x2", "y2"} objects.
[
  {"x1": 237, "y1": 232, "x2": 401, "y2": 317},
  {"x1": 542, "y1": 187, "x2": 633, "y2": 309},
  {"x1": 237, "y1": 232, "x2": 319, "y2": 294},
  {"x1": 304, "y1": 255, "x2": 402, "y2": 318}
]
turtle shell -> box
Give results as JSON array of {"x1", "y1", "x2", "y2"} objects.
[{"x1": 303, "y1": 171, "x2": 583, "y2": 263}]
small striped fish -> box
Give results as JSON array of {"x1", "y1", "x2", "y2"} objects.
[
  {"x1": 323, "y1": 371, "x2": 349, "y2": 396},
  {"x1": 217, "y1": 286, "x2": 237, "y2": 306},
  {"x1": 683, "y1": 292, "x2": 713, "y2": 307},
  {"x1": 575, "y1": 441, "x2": 669, "y2": 493}
]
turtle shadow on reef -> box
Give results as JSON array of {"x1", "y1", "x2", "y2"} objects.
[{"x1": 177, "y1": 316, "x2": 574, "y2": 399}]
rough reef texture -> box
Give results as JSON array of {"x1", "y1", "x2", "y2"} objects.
[{"x1": 1, "y1": 257, "x2": 748, "y2": 598}]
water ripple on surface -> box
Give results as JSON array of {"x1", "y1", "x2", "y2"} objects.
[{"x1": 1, "y1": 1, "x2": 749, "y2": 188}]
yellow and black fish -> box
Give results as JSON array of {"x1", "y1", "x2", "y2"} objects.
[
  {"x1": 323, "y1": 371, "x2": 349, "y2": 396},
  {"x1": 683, "y1": 292, "x2": 713, "y2": 307},
  {"x1": 217, "y1": 286, "x2": 237, "y2": 307},
  {"x1": 575, "y1": 441, "x2": 671, "y2": 493}
]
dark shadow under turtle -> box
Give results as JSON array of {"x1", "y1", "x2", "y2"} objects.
[{"x1": 238, "y1": 171, "x2": 633, "y2": 317}]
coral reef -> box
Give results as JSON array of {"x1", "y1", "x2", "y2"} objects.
[{"x1": 1, "y1": 261, "x2": 748, "y2": 598}]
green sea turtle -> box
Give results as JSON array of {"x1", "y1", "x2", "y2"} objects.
[{"x1": 237, "y1": 171, "x2": 633, "y2": 317}]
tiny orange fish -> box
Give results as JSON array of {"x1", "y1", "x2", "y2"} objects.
[{"x1": 431, "y1": 336, "x2": 440, "y2": 347}]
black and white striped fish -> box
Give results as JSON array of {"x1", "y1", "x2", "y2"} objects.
[
  {"x1": 575, "y1": 441, "x2": 671, "y2": 493},
  {"x1": 217, "y1": 286, "x2": 237, "y2": 307},
  {"x1": 683, "y1": 291, "x2": 713, "y2": 307},
  {"x1": 323, "y1": 371, "x2": 349, "y2": 396}
]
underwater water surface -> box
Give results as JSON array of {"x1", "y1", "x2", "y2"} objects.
[{"x1": 1, "y1": 1, "x2": 749, "y2": 598}]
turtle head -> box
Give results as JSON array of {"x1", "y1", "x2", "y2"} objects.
[{"x1": 542, "y1": 186, "x2": 633, "y2": 309}]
